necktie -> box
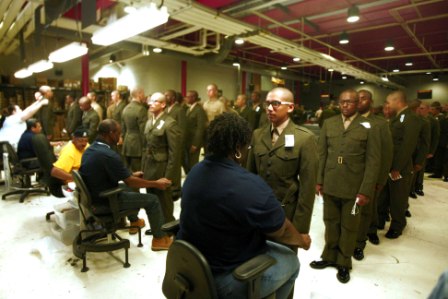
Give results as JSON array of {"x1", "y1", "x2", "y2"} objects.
[
  {"x1": 344, "y1": 117, "x2": 350, "y2": 130},
  {"x1": 271, "y1": 128, "x2": 279, "y2": 145}
]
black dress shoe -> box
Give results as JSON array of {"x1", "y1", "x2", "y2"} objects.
[
  {"x1": 385, "y1": 229, "x2": 402, "y2": 239},
  {"x1": 337, "y1": 267, "x2": 350, "y2": 283},
  {"x1": 415, "y1": 190, "x2": 424, "y2": 196},
  {"x1": 405, "y1": 210, "x2": 412, "y2": 217},
  {"x1": 428, "y1": 174, "x2": 442, "y2": 179},
  {"x1": 443, "y1": 177, "x2": 448, "y2": 182},
  {"x1": 367, "y1": 233, "x2": 380, "y2": 245},
  {"x1": 353, "y1": 248, "x2": 364, "y2": 261},
  {"x1": 145, "y1": 229, "x2": 153, "y2": 236},
  {"x1": 377, "y1": 222, "x2": 385, "y2": 230},
  {"x1": 409, "y1": 192, "x2": 417, "y2": 199},
  {"x1": 310, "y1": 260, "x2": 336, "y2": 269}
]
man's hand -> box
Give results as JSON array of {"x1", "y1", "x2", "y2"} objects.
[
  {"x1": 117, "y1": 136, "x2": 123, "y2": 145},
  {"x1": 40, "y1": 99, "x2": 49, "y2": 105},
  {"x1": 315, "y1": 184, "x2": 323, "y2": 195},
  {"x1": 155, "y1": 178, "x2": 172, "y2": 190},
  {"x1": 190, "y1": 145, "x2": 198, "y2": 154},
  {"x1": 413, "y1": 164, "x2": 423, "y2": 172},
  {"x1": 299, "y1": 234, "x2": 311, "y2": 250},
  {"x1": 427, "y1": 153, "x2": 433, "y2": 159},
  {"x1": 390, "y1": 170, "x2": 401, "y2": 181},
  {"x1": 356, "y1": 194, "x2": 369, "y2": 206},
  {"x1": 133, "y1": 171, "x2": 144, "y2": 178}
]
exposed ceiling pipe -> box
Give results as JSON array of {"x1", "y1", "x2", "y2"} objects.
[
  {"x1": 0, "y1": 0, "x2": 27, "y2": 45},
  {"x1": 344, "y1": 50, "x2": 448, "y2": 63},
  {"x1": 252, "y1": 11, "x2": 389, "y2": 74},
  {"x1": 383, "y1": 68, "x2": 448, "y2": 75},
  {"x1": 160, "y1": 25, "x2": 202, "y2": 41},
  {"x1": 0, "y1": 2, "x2": 36, "y2": 54},
  {"x1": 224, "y1": 0, "x2": 301, "y2": 17}
]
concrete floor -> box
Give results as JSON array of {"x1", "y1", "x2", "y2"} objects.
[{"x1": 0, "y1": 175, "x2": 446, "y2": 299}]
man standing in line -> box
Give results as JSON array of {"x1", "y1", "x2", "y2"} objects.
[
  {"x1": 183, "y1": 90, "x2": 207, "y2": 174},
  {"x1": 251, "y1": 91, "x2": 263, "y2": 128},
  {"x1": 236, "y1": 94, "x2": 256, "y2": 130},
  {"x1": 143, "y1": 92, "x2": 181, "y2": 224},
  {"x1": 107, "y1": 90, "x2": 127, "y2": 123},
  {"x1": 354, "y1": 90, "x2": 393, "y2": 260},
  {"x1": 121, "y1": 87, "x2": 148, "y2": 172},
  {"x1": 378, "y1": 90, "x2": 420, "y2": 239},
  {"x1": 79, "y1": 97, "x2": 100, "y2": 144},
  {"x1": 428, "y1": 102, "x2": 448, "y2": 181},
  {"x1": 165, "y1": 89, "x2": 185, "y2": 200},
  {"x1": 203, "y1": 83, "x2": 225, "y2": 123},
  {"x1": 87, "y1": 92, "x2": 104, "y2": 122},
  {"x1": 310, "y1": 89, "x2": 380, "y2": 283},
  {"x1": 37, "y1": 85, "x2": 55, "y2": 139},
  {"x1": 65, "y1": 94, "x2": 82, "y2": 136}
]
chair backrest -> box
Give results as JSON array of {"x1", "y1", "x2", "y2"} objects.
[
  {"x1": 72, "y1": 170, "x2": 93, "y2": 212},
  {"x1": 1, "y1": 141, "x2": 20, "y2": 168},
  {"x1": 163, "y1": 240, "x2": 218, "y2": 299}
]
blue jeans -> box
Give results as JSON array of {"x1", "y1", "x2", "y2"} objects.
[
  {"x1": 428, "y1": 269, "x2": 448, "y2": 299},
  {"x1": 214, "y1": 241, "x2": 300, "y2": 299},
  {"x1": 117, "y1": 190, "x2": 166, "y2": 238}
]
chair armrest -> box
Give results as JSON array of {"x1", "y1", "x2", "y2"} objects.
[
  {"x1": 232, "y1": 254, "x2": 276, "y2": 282},
  {"x1": 161, "y1": 219, "x2": 180, "y2": 233},
  {"x1": 99, "y1": 187, "x2": 122, "y2": 198},
  {"x1": 19, "y1": 157, "x2": 39, "y2": 164}
]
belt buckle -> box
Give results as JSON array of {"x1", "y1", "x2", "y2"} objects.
[{"x1": 338, "y1": 156, "x2": 343, "y2": 164}]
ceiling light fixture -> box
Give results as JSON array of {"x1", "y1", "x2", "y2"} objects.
[
  {"x1": 392, "y1": 68, "x2": 400, "y2": 73},
  {"x1": 293, "y1": 57, "x2": 301, "y2": 62},
  {"x1": 347, "y1": 5, "x2": 360, "y2": 23},
  {"x1": 28, "y1": 60, "x2": 54, "y2": 73},
  {"x1": 92, "y1": 3, "x2": 169, "y2": 46},
  {"x1": 281, "y1": 66, "x2": 287, "y2": 70},
  {"x1": 14, "y1": 68, "x2": 32, "y2": 79},
  {"x1": 432, "y1": 74, "x2": 439, "y2": 81},
  {"x1": 426, "y1": 72, "x2": 432, "y2": 75},
  {"x1": 384, "y1": 41, "x2": 394, "y2": 51},
  {"x1": 48, "y1": 42, "x2": 88, "y2": 63},
  {"x1": 328, "y1": 68, "x2": 334, "y2": 72},
  {"x1": 342, "y1": 75, "x2": 347, "y2": 80},
  {"x1": 405, "y1": 61, "x2": 413, "y2": 66},
  {"x1": 232, "y1": 58, "x2": 240, "y2": 67},
  {"x1": 360, "y1": 80, "x2": 365, "y2": 84},
  {"x1": 109, "y1": 54, "x2": 116, "y2": 63},
  {"x1": 142, "y1": 44, "x2": 150, "y2": 56},
  {"x1": 235, "y1": 38, "x2": 245, "y2": 45},
  {"x1": 153, "y1": 47, "x2": 162, "y2": 53},
  {"x1": 339, "y1": 31, "x2": 349, "y2": 45},
  {"x1": 321, "y1": 53, "x2": 336, "y2": 61},
  {"x1": 381, "y1": 75, "x2": 389, "y2": 82}
]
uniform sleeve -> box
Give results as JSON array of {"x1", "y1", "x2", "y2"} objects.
[
  {"x1": 293, "y1": 133, "x2": 318, "y2": 233},
  {"x1": 358, "y1": 124, "x2": 381, "y2": 199},
  {"x1": 377, "y1": 120, "x2": 393, "y2": 186},
  {"x1": 317, "y1": 121, "x2": 328, "y2": 185},
  {"x1": 246, "y1": 131, "x2": 258, "y2": 174},
  {"x1": 414, "y1": 120, "x2": 430, "y2": 165},
  {"x1": 165, "y1": 121, "x2": 181, "y2": 179},
  {"x1": 192, "y1": 107, "x2": 207, "y2": 148},
  {"x1": 391, "y1": 114, "x2": 420, "y2": 172}
]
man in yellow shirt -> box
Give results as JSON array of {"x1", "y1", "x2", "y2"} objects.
[{"x1": 51, "y1": 128, "x2": 89, "y2": 182}]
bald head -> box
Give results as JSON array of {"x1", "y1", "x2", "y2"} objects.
[
  {"x1": 39, "y1": 85, "x2": 53, "y2": 99},
  {"x1": 78, "y1": 96, "x2": 91, "y2": 111},
  {"x1": 386, "y1": 90, "x2": 407, "y2": 113},
  {"x1": 131, "y1": 87, "x2": 145, "y2": 103},
  {"x1": 267, "y1": 87, "x2": 294, "y2": 104}
]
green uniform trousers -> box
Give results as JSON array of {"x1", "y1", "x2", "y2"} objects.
[
  {"x1": 388, "y1": 174, "x2": 412, "y2": 232},
  {"x1": 321, "y1": 194, "x2": 361, "y2": 269},
  {"x1": 148, "y1": 188, "x2": 175, "y2": 224},
  {"x1": 356, "y1": 189, "x2": 380, "y2": 249}
]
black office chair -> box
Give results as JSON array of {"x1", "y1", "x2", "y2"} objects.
[
  {"x1": 162, "y1": 220, "x2": 276, "y2": 299},
  {"x1": 1, "y1": 141, "x2": 49, "y2": 202},
  {"x1": 71, "y1": 170, "x2": 143, "y2": 272}
]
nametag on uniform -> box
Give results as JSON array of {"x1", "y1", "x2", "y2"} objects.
[
  {"x1": 256, "y1": 106, "x2": 260, "y2": 112},
  {"x1": 285, "y1": 134, "x2": 294, "y2": 147},
  {"x1": 360, "y1": 122, "x2": 371, "y2": 129},
  {"x1": 400, "y1": 114, "x2": 405, "y2": 123},
  {"x1": 157, "y1": 120, "x2": 165, "y2": 130}
]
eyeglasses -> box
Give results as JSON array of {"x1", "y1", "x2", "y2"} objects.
[
  {"x1": 265, "y1": 100, "x2": 291, "y2": 108},
  {"x1": 339, "y1": 100, "x2": 358, "y2": 106}
]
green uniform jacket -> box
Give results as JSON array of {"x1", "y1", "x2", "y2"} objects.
[
  {"x1": 317, "y1": 114, "x2": 380, "y2": 200},
  {"x1": 390, "y1": 108, "x2": 420, "y2": 175},
  {"x1": 36, "y1": 99, "x2": 55, "y2": 137},
  {"x1": 253, "y1": 104, "x2": 263, "y2": 128},
  {"x1": 82, "y1": 109, "x2": 100, "y2": 143},
  {"x1": 121, "y1": 100, "x2": 148, "y2": 158},
  {"x1": 318, "y1": 108, "x2": 337, "y2": 128},
  {"x1": 366, "y1": 113, "x2": 393, "y2": 186},
  {"x1": 428, "y1": 115, "x2": 440, "y2": 154},
  {"x1": 238, "y1": 106, "x2": 256, "y2": 130},
  {"x1": 247, "y1": 119, "x2": 318, "y2": 233},
  {"x1": 66, "y1": 102, "x2": 82, "y2": 135},
  {"x1": 414, "y1": 116, "x2": 430, "y2": 165},
  {"x1": 142, "y1": 113, "x2": 181, "y2": 181},
  {"x1": 185, "y1": 103, "x2": 207, "y2": 149},
  {"x1": 111, "y1": 100, "x2": 127, "y2": 123}
]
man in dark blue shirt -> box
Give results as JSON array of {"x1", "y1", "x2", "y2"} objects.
[
  {"x1": 17, "y1": 119, "x2": 41, "y2": 166},
  {"x1": 80, "y1": 119, "x2": 173, "y2": 251}
]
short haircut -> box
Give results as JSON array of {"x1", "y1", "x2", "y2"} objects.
[
  {"x1": 188, "y1": 90, "x2": 199, "y2": 101},
  {"x1": 340, "y1": 89, "x2": 359, "y2": 101},
  {"x1": 26, "y1": 118, "x2": 40, "y2": 130},
  {"x1": 358, "y1": 89, "x2": 372, "y2": 100},
  {"x1": 206, "y1": 112, "x2": 251, "y2": 157},
  {"x1": 97, "y1": 119, "x2": 119, "y2": 136},
  {"x1": 389, "y1": 90, "x2": 407, "y2": 104}
]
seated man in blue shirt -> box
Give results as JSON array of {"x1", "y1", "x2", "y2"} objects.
[
  {"x1": 178, "y1": 113, "x2": 311, "y2": 299},
  {"x1": 80, "y1": 119, "x2": 172, "y2": 251},
  {"x1": 17, "y1": 118, "x2": 41, "y2": 169}
]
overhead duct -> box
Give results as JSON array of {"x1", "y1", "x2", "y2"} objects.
[
  {"x1": 44, "y1": 0, "x2": 76, "y2": 25},
  {"x1": 204, "y1": 35, "x2": 233, "y2": 63}
]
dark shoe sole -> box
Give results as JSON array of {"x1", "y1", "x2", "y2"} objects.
[{"x1": 310, "y1": 260, "x2": 336, "y2": 269}]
